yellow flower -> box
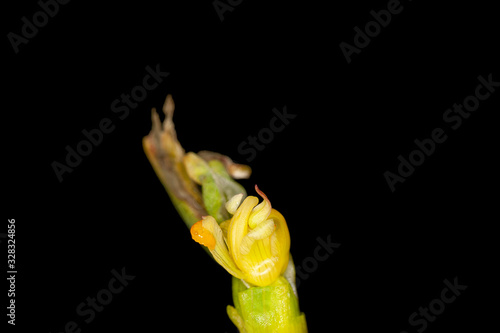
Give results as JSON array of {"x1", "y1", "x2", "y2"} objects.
[{"x1": 191, "y1": 185, "x2": 290, "y2": 287}]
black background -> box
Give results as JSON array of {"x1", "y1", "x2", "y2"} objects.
[{"x1": 3, "y1": 0, "x2": 498, "y2": 332}]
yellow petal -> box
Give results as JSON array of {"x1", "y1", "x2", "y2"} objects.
[
  {"x1": 219, "y1": 219, "x2": 230, "y2": 241},
  {"x1": 227, "y1": 187, "x2": 291, "y2": 287},
  {"x1": 191, "y1": 216, "x2": 245, "y2": 280},
  {"x1": 269, "y1": 209, "x2": 291, "y2": 275},
  {"x1": 240, "y1": 219, "x2": 275, "y2": 255},
  {"x1": 241, "y1": 209, "x2": 290, "y2": 286},
  {"x1": 227, "y1": 196, "x2": 259, "y2": 268},
  {"x1": 242, "y1": 237, "x2": 278, "y2": 286}
]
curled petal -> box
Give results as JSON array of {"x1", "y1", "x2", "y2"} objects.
[
  {"x1": 248, "y1": 185, "x2": 272, "y2": 228},
  {"x1": 228, "y1": 196, "x2": 259, "y2": 267},
  {"x1": 240, "y1": 219, "x2": 275, "y2": 255}
]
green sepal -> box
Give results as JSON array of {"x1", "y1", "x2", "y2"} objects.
[
  {"x1": 184, "y1": 152, "x2": 247, "y2": 223},
  {"x1": 228, "y1": 276, "x2": 308, "y2": 333}
]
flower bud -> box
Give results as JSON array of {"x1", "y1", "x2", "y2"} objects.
[{"x1": 191, "y1": 185, "x2": 291, "y2": 287}]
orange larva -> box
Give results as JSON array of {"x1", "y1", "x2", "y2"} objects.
[{"x1": 191, "y1": 220, "x2": 216, "y2": 250}]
